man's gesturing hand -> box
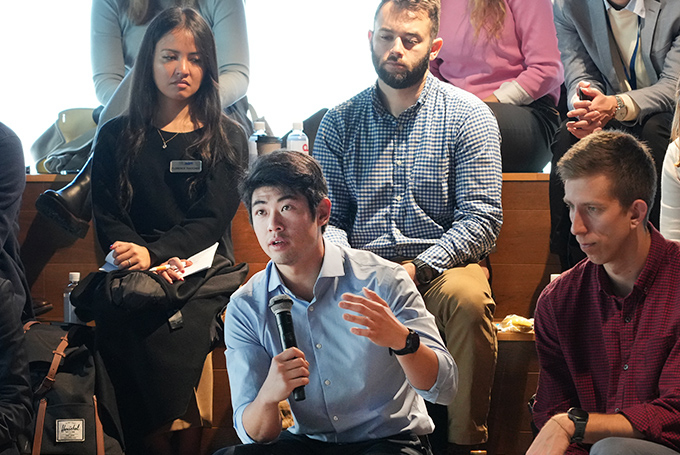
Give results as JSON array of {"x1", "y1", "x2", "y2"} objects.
[{"x1": 339, "y1": 287, "x2": 410, "y2": 350}]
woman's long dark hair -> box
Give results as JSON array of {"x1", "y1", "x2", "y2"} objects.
[{"x1": 118, "y1": 7, "x2": 241, "y2": 208}]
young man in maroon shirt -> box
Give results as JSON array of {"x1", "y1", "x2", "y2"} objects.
[{"x1": 528, "y1": 130, "x2": 680, "y2": 455}]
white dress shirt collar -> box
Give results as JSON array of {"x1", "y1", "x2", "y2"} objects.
[{"x1": 603, "y1": 0, "x2": 646, "y2": 18}]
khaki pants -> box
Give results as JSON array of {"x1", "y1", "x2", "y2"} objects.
[{"x1": 421, "y1": 263, "x2": 497, "y2": 445}]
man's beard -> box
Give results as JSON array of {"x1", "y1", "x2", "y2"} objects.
[{"x1": 371, "y1": 44, "x2": 430, "y2": 90}]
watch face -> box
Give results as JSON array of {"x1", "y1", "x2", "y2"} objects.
[
  {"x1": 568, "y1": 407, "x2": 588, "y2": 421},
  {"x1": 415, "y1": 262, "x2": 433, "y2": 284}
]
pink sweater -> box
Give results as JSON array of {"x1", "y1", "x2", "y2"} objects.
[{"x1": 430, "y1": 0, "x2": 563, "y2": 105}]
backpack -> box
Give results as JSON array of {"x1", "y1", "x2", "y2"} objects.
[{"x1": 20, "y1": 321, "x2": 124, "y2": 455}]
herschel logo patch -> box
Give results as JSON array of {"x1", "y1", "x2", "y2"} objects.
[{"x1": 55, "y1": 419, "x2": 85, "y2": 442}]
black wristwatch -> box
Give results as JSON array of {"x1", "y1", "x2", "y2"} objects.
[
  {"x1": 390, "y1": 329, "x2": 420, "y2": 356},
  {"x1": 567, "y1": 407, "x2": 589, "y2": 443},
  {"x1": 412, "y1": 259, "x2": 440, "y2": 285}
]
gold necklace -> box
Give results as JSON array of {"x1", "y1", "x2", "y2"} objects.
[{"x1": 157, "y1": 129, "x2": 180, "y2": 149}]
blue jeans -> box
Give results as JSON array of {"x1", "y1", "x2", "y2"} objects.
[{"x1": 591, "y1": 437, "x2": 680, "y2": 455}]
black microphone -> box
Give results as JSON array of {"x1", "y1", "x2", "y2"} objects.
[{"x1": 268, "y1": 294, "x2": 306, "y2": 401}]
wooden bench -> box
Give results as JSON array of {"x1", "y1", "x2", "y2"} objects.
[{"x1": 20, "y1": 173, "x2": 557, "y2": 455}]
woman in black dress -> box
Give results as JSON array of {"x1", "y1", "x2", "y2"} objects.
[{"x1": 89, "y1": 7, "x2": 248, "y2": 454}]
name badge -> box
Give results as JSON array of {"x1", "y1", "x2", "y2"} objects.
[{"x1": 170, "y1": 160, "x2": 202, "y2": 173}]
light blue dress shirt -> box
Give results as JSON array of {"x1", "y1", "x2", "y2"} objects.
[{"x1": 224, "y1": 242, "x2": 457, "y2": 444}]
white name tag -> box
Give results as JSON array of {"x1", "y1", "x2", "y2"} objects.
[
  {"x1": 170, "y1": 160, "x2": 202, "y2": 173},
  {"x1": 56, "y1": 419, "x2": 85, "y2": 442}
]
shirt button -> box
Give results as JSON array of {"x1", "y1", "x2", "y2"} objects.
[
  {"x1": 623, "y1": 364, "x2": 629, "y2": 371},
  {"x1": 316, "y1": 343, "x2": 322, "y2": 349},
  {"x1": 324, "y1": 379, "x2": 331, "y2": 386},
  {"x1": 625, "y1": 317, "x2": 631, "y2": 323},
  {"x1": 309, "y1": 306, "x2": 314, "y2": 312},
  {"x1": 396, "y1": 195, "x2": 402, "y2": 201},
  {"x1": 396, "y1": 160, "x2": 403, "y2": 166},
  {"x1": 333, "y1": 416, "x2": 339, "y2": 421},
  {"x1": 615, "y1": 408, "x2": 620, "y2": 413}
]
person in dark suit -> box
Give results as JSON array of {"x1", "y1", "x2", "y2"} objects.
[
  {"x1": 0, "y1": 122, "x2": 33, "y2": 454},
  {"x1": 550, "y1": 0, "x2": 680, "y2": 270},
  {"x1": 0, "y1": 122, "x2": 32, "y2": 321}
]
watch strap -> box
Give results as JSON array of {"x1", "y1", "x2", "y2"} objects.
[
  {"x1": 390, "y1": 329, "x2": 420, "y2": 356},
  {"x1": 412, "y1": 258, "x2": 440, "y2": 285},
  {"x1": 614, "y1": 95, "x2": 627, "y2": 121},
  {"x1": 567, "y1": 407, "x2": 588, "y2": 443}
]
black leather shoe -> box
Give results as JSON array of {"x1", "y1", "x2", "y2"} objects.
[
  {"x1": 35, "y1": 156, "x2": 92, "y2": 239},
  {"x1": 32, "y1": 298, "x2": 53, "y2": 317}
]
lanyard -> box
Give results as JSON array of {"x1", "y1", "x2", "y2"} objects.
[{"x1": 606, "y1": 13, "x2": 641, "y2": 90}]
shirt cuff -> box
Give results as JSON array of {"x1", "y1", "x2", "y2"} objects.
[
  {"x1": 412, "y1": 350, "x2": 457, "y2": 405},
  {"x1": 618, "y1": 93, "x2": 640, "y2": 122},
  {"x1": 568, "y1": 93, "x2": 580, "y2": 112},
  {"x1": 416, "y1": 244, "x2": 456, "y2": 273},
  {"x1": 494, "y1": 81, "x2": 535, "y2": 106}
]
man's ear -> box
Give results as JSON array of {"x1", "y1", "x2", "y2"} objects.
[
  {"x1": 629, "y1": 199, "x2": 648, "y2": 228},
  {"x1": 317, "y1": 197, "x2": 331, "y2": 228},
  {"x1": 429, "y1": 37, "x2": 443, "y2": 60},
  {"x1": 368, "y1": 29, "x2": 374, "y2": 47}
]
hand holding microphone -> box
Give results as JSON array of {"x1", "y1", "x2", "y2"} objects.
[{"x1": 269, "y1": 294, "x2": 306, "y2": 401}]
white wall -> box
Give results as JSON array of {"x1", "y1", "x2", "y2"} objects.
[
  {"x1": 1, "y1": 1, "x2": 381, "y2": 166},
  {"x1": 2, "y1": 1, "x2": 97, "y2": 165},
  {"x1": 245, "y1": 1, "x2": 379, "y2": 136}
]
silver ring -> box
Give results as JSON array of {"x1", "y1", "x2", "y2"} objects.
[{"x1": 127, "y1": 259, "x2": 132, "y2": 267}]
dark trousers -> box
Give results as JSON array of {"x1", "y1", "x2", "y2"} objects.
[
  {"x1": 213, "y1": 431, "x2": 432, "y2": 455},
  {"x1": 486, "y1": 95, "x2": 561, "y2": 173},
  {"x1": 549, "y1": 112, "x2": 673, "y2": 270}
]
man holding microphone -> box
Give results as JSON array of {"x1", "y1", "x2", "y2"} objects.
[{"x1": 215, "y1": 151, "x2": 456, "y2": 455}]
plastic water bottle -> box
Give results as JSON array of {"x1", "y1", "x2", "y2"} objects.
[
  {"x1": 248, "y1": 121, "x2": 267, "y2": 166},
  {"x1": 63, "y1": 272, "x2": 82, "y2": 324},
  {"x1": 287, "y1": 122, "x2": 309, "y2": 154}
]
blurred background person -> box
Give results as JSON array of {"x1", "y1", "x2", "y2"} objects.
[
  {"x1": 0, "y1": 121, "x2": 33, "y2": 455},
  {"x1": 549, "y1": 0, "x2": 680, "y2": 271},
  {"x1": 0, "y1": 122, "x2": 32, "y2": 321},
  {"x1": 661, "y1": 86, "x2": 680, "y2": 241},
  {"x1": 430, "y1": 0, "x2": 563, "y2": 172}
]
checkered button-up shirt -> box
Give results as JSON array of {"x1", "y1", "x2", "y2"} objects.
[{"x1": 314, "y1": 74, "x2": 502, "y2": 271}]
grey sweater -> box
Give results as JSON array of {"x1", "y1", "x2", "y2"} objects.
[{"x1": 90, "y1": 0, "x2": 249, "y2": 108}]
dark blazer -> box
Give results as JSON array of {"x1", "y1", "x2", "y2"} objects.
[
  {"x1": 0, "y1": 279, "x2": 32, "y2": 453},
  {"x1": 0, "y1": 123, "x2": 32, "y2": 321},
  {"x1": 554, "y1": 0, "x2": 680, "y2": 120}
]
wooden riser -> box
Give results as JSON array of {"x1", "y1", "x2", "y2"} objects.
[{"x1": 21, "y1": 173, "x2": 552, "y2": 455}]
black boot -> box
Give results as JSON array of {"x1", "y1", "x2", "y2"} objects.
[{"x1": 35, "y1": 155, "x2": 93, "y2": 238}]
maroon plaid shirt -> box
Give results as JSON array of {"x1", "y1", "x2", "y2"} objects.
[{"x1": 534, "y1": 226, "x2": 680, "y2": 453}]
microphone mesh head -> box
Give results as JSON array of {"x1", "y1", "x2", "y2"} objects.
[{"x1": 269, "y1": 294, "x2": 293, "y2": 314}]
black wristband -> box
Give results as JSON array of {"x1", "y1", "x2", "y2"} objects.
[{"x1": 390, "y1": 329, "x2": 420, "y2": 356}]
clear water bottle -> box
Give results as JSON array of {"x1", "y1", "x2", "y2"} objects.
[
  {"x1": 287, "y1": 122, "x2": 309, "y2": 154},
  {"x1": 63, "y1": 272, "x2": 82, "y2": 324},
  {"x1": 248, "y1": 121, "x2": 267, "y2": 166}
]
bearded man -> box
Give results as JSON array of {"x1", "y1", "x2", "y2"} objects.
[{"x1": 313, "y1": 1, "x2": 503, "y2": 453}]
